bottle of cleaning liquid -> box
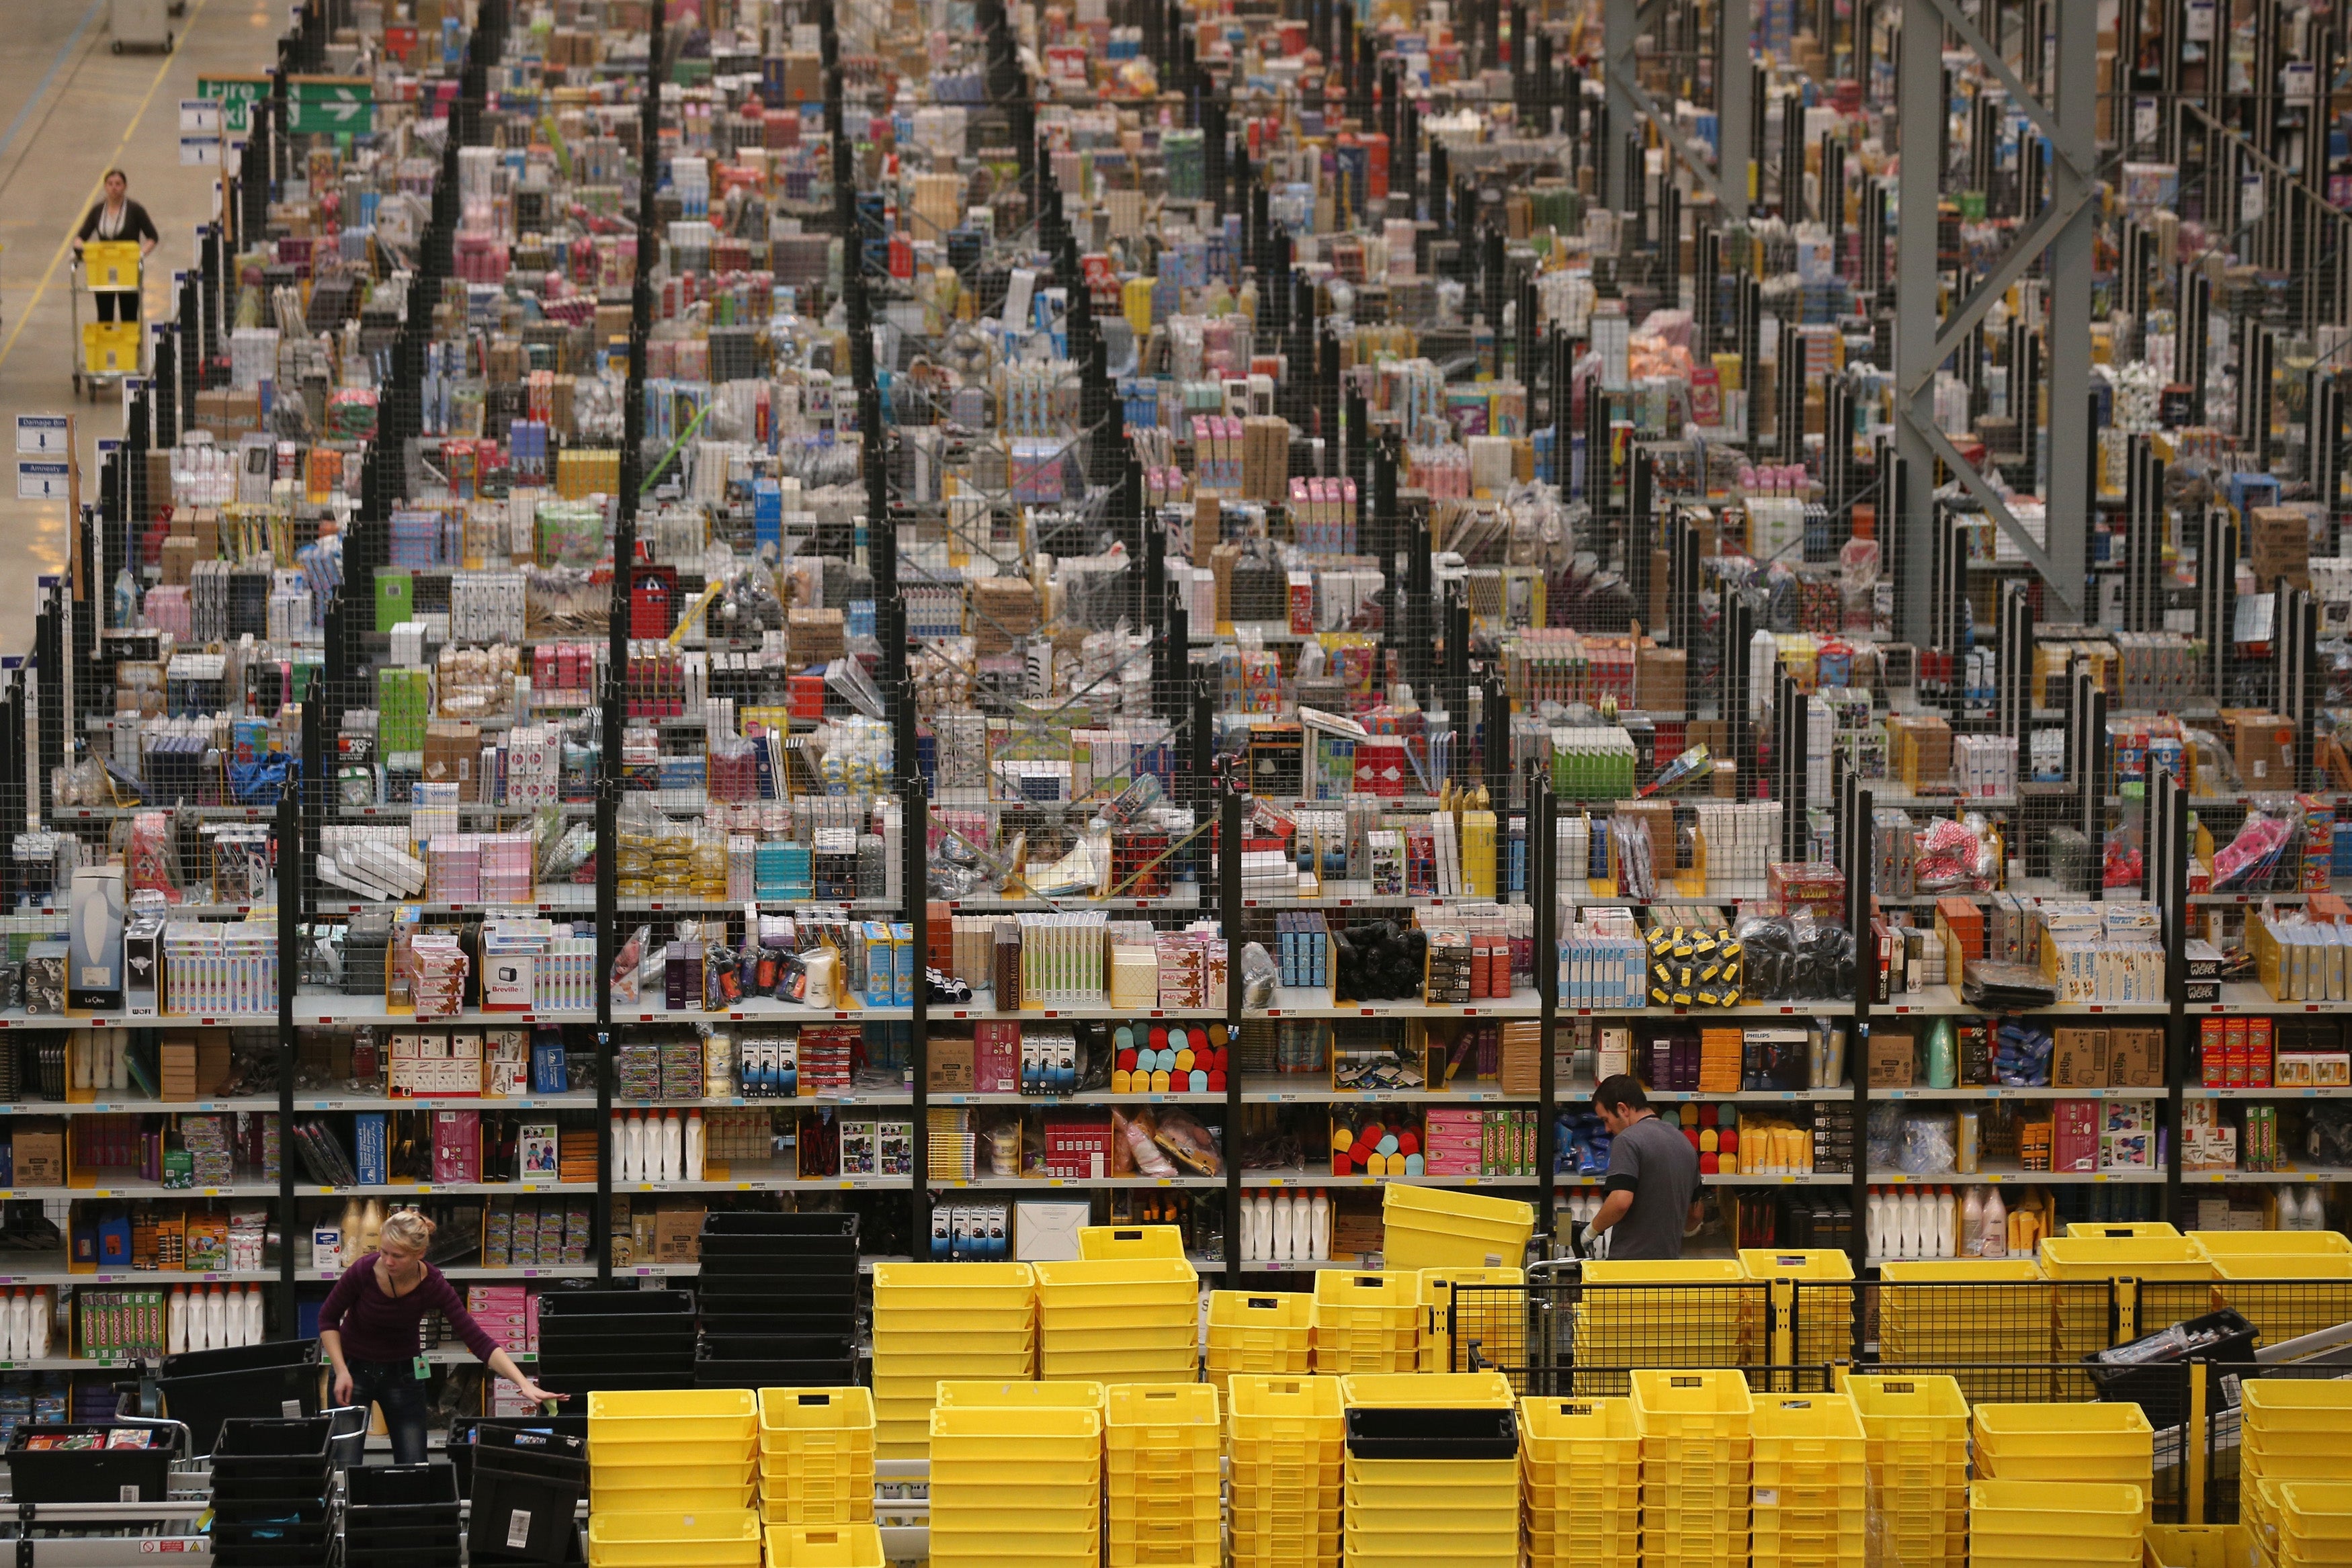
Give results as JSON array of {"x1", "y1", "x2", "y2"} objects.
[
  {"x1": 610, "y1": 1114, "x2": 629, "y2": 1182},
  {"x1": 1898, "y1": 1190, "x2": 1923, "y2": 1258},
  {"x1": 204, "y1": 1287, "x2": 226, "y2": 1351},
  {"x1": 1285, "y1": 1192, "x2": 1307, "y2": 1262},
  {"x1": 359, "y1": 1201, "x2": 384, "y2": 1255},
  {"x1": 1960, "y1": 1187, "x2": 1985, "y2": 1256},
  {"x1": 685, "y1": 1111, "x2": 706, "y2": 1181},
  {"x1": 1978, "y1": 1187, "x2": 2007, "y2": 1256},
  {"x1": 3, "y1": 1290, "x2": 22, "y2": 1362},
  {"x1": 1935, "y1": 1187, "x2": 1957, "y2": 1258},
  {"x1": 32, "y1": 1291, "x2": 51, "y2": 1358},
  {"x1": 1252, "y1": 1192, "x2": 1273, "y2": 1262},
  {"x1": 167, "y1": 1289, "x2": 189, "y2": 1357},
  {"x1": 661, "y1": 1111, "x2": 683, "y2": 1182},
  {"x1": 243, "y1": 1287, "x2": 262, "y2": 1346},
  {"x1": 1240, "y1": 1193, "x2": 1260, "y2": 1261},
  {"x1": 1866, "y1": 1189, "x2": 1888, "y2": 1258},
  {"x1": 1310, "y1": 1188, "x2": 1331, "y2": 1260},
  {"x1": 626, "y1": 1112, "x2": 648, "y2": 1184}
]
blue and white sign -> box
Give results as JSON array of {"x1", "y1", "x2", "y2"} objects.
[
  {"x1": 14, "y1": 415, "x2": 67, "y2": 455},
  {"x1": 16, "y1": 461, "x2": 71, "y2": 501}
]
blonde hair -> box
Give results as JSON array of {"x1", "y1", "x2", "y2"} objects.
[{"x1": 378, "y1": 1209, "x2": 436, "y2": 1256}]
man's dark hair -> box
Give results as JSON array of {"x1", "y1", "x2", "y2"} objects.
[{"x1": 1593, "y1": 1074, "x2": 1650, "y2": 1115}]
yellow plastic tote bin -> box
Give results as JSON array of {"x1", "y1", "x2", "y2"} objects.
[
  {"x1": 764, "y1": 1522, "x2": 884, "y2": 1567},
  {"x1": 586, "y1": 1509, "x2": 761, "y2": 1568},
  {"x1": 1079, "y1": 1224, "x2": 1188, "y2": 1260},
  {"x1": 83, "y1": 241, "x2": 140, "y2": 290},
  {"x1": 82, "y1": 322, "x2": 138, "y2": 376},
  {"x1": 1378, "y1": 1183, "x2": 1534, "y2": 1270}
]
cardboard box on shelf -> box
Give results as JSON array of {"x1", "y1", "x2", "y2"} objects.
[
  {"x1": 653, "y1": 1203, "x2": 705, "y2": 1263},
  {"x1": 2249, "y1": 505, "x2": 2312, "y2": 591},
  {"x1": 2051, "y1": 1027, "x2": 2109, "y2": 1088},
  {"x1": 12, "y1": 1123, "x2": 63, "y2": 1187},
  {"x1": 925, "y1": 1035, "x2": 975, "y2": 1093},
  {"x1": 2107, "y1": 1027, "x2": 2163, "y2": 1087},
  {"x1": 1867, "y1": 1031, "x2": 1916, "y2": 1088}
]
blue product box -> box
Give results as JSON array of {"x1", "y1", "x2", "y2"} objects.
[{"x1": 353, "y1": 1114, "x2": 388, "y2": 1185}]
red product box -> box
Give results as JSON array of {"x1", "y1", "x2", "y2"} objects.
[
  {"x1": 2052, "y1": 1099, "x2": 2101, "y2": 1173},
  {"x1": 432, "y1": 1110, "x2": 480, "y2": 1183},
  {"x1": 974, "y1": 1021, "x2": 1021, "y2": 1094},
  {"x1": 1042, "y1": 1113, "x2": 1114, "y2": 1179},
  {"x1": 2250, "y1": 1017, "x2": 2274, "y2": 1086},
  {"x1": 2201, "y1": 1018, "x2": 2225, "y2": 1086}
]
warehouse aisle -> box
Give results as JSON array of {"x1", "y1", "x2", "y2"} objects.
[{"x1": 0, "y1": 0, "x2": 277, "y2": 659}]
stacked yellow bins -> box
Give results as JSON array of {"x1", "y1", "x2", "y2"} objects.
[
  {"x1": 587, "y1": 1389, "x2": 757, "y2": 1512},
  {"x1": 1736, "y1": 1250, "x2": 1855, "y2": 1375},
  {"x1": 585, "y1": 1389, "x2": 759, "y2": 1565},
  {"x1": 1207, "y1": 1291, "x2": 1313, "y2": 1391},
  {"x1": 2194, "y1": 1231, "x2": 2352, "y2": 1344},
  {"x1": 1034, "y1": 1258, "x2": 1200, "y2": 1385},
  {"x1": 1227, "y1": 1374, "x2": 1343, "y2": 1568},
  {"x1": 1876, "y1": 1260, "x2": 2056, "y2": 1404},
  {"x1": 1577, "y1": 1261, "x2": 1753, "y2": 1395},
  {"x1": 2040, "y1": 1235, "x2": 2215, "y2": 1346},
  {"x1": 1843, "y1": 1373, "x2": 1969, "y2": 1568},
  {"x1": 1748, "y1": 1391, "x2": 1866, "y2": 1568},
  {"x1": 754, "y1": 1388, "x2": 872, "y2": 1528},
  {"x1": 1415, "y1": 1266, "x2": 1526, "y2": 1378},
  {"x1": 926, "y1": 1401, "x2": 1103, "y2": 1567},
  {"x1": 1630, "y1": 1367, "x2": 1754, "y2": 1568},
  {"x1": 1339, "y1": 1372, "x2": 1519, "y2": 1568},
  {"x1": 1104, "y1": 1383, "x2": 1222, "y2": 1567},
  {"x1": 1378, "y1": 1184, "x2": 1536, "y2": 1270},
  {"x1": 1309, "y1": 1270, "x2": 1419, "y2": 1374},
  {"x1": 763, "y1": 1522, "x2": 885, "y2": 1567},
  {"x1": 2275, "y1": 1483, "x2": 2352, "y2": 1568},
  {"x1": 2239, "y1": 1381, "x2": 2352, "y2": 1510},
  {"x1": 1519, "y1": 1395, "x2": 1638, "y2": 1568},
  {"x1": 1966, "y1": 1479, "x2": 2146, "y2": 1568},
  {"x1": 1971, "y1": 1404, "x2": 2155, "y2": 1520},
  {"x1": 869, "y1": 1262, "x2": 1036, "y2": 1456}
]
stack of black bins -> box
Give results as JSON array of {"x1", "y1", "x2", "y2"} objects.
[
  {"x1": 207, "y1": 1417, "x2": 331, "y2": 1567},
  {"x1": 694, "y1": 1211, "x2": 858, "y2": 1389},
  {"x1": 345, "y1": 1461, "x2": 461, "y2": 1568},
  {"x1": 534, "y1": 1288, "x2": 696, "y2": 1395},
  {"x1": 466, "y1": 1420, "x2": 589, "y2": 1565}
]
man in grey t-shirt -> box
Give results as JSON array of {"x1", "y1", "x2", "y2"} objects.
[{"x1": 1578, "y1": 1076, "x2": 1704, "y2": 1260}]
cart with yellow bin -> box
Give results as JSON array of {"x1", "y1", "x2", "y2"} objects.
[{"x1": 73, "y1": 241, "x2": 144, "y2": 400}]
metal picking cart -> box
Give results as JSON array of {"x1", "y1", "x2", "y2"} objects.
[
  {"x1": 107, "y1": 0, "x2": 172, "y2": 52},
  {"x1": 71, "y1": 243, "x2": 143, "y2": 402},
  {"x1": 0, "y1": 1405, "x2": 208, "y2": 1565}
]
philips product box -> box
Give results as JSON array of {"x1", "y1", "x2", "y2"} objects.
[{"x1": 67, "y1": 865, "x2": 126, "y2": 1012}]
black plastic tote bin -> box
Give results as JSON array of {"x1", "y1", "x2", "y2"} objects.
[
  {"x1": 208, "y1": 1417, "x2": 331, "y2": 1477},
  {"x1": 5, "y1": 1424, "x2": 180, "y2": 1502},
  {"x1": 468, "y1": 1461, "x2": 585, "y2": 1563},
  {"x1": 701, "y1": 1211, "x2": 857, "y2": 1238},
  {"x1": 1344, "y1": 1405, "x2": 1520, "y2": 1459},
  {"x1": 160, "y1": 1344, "x2": 320, "y2": 1456}
]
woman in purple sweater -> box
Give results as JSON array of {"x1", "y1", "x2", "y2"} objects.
[{"x1": 318, "y1": 1211, "x2": 564, "y2": 1463}]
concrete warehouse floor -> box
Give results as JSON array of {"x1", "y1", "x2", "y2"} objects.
[{"x1": 0, "y1": 0, "x2": 279, "y2": 658}]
